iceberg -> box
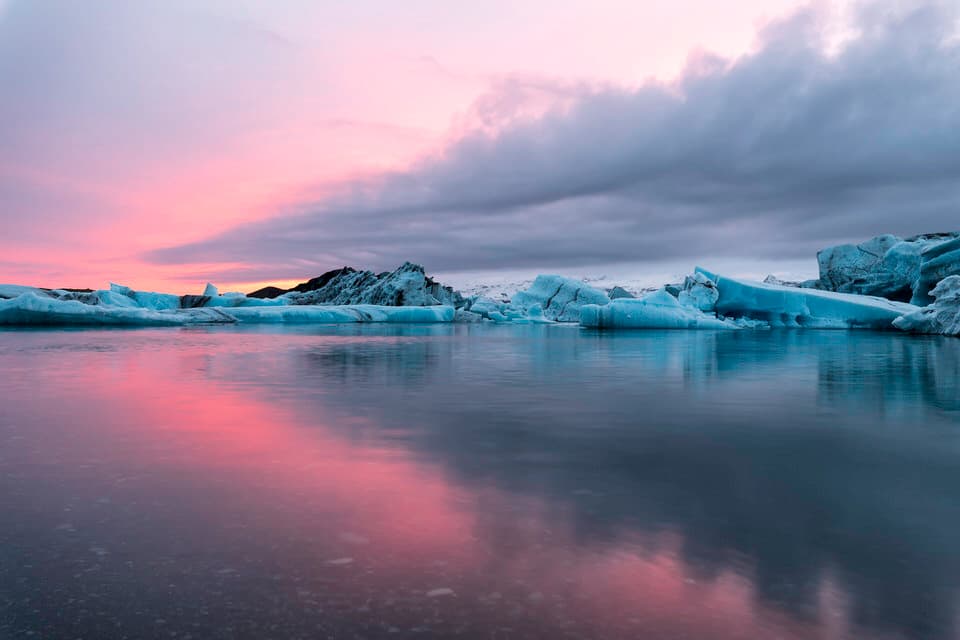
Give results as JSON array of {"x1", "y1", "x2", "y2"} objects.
[
  {"x1": 815, "y1": 232, "x2": 959, "y2": 303},
  {"x1": 0, "y1": 283, "x2": 454, "y2": 326},
  {"x1": 912, "y1": 237, "x2": 960, "y2": 306},
  {"x1": 580, "y1": 289, "x2": 736, "y2": 330},
  {"x1": 226, "y1": 304, "x2": 455, "y2": 324},
  {"x1": 263, "y1": 262, "x2": 464, "y2": 308},
  {"x1": 0, "y1": 292, "x2": 237, "y2": 326},
  {"x1": 697, "y1": 268, "x2": 918, "y2": 329},
  {"x1": 511, "y1": 275, "x2": 610, "y2": 322},
  {"x1": 894, "y1": 276, "x2": 960, "y2": 336},
  {"x1": 0, "y1": 284, "x2": 43, "y2": 300},
  {"x1": 677, "y1": 272, "x2": 719, "y2": 312}
]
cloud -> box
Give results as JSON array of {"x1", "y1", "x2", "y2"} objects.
[{"x1": 83, "y1": 2, "x2": 960, "y2": 276}]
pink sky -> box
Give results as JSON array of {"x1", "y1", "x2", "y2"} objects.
[{"x1": 1, "y1": 0, "x2": 810, "y2": 292}]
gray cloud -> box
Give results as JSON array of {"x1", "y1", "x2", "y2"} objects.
[{"x1": 148, "y1": 1, "x2": 960, "y2": 278}]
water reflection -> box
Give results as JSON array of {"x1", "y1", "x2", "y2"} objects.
[{"x1": 0, "y1": 326, "x2": 958, "y2": 639}]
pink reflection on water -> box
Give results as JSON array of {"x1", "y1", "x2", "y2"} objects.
[{"x1": 3, "y1": 331, "x2": 903, "y2": 639}]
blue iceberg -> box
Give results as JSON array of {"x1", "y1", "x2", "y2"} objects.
[
  {"x1": 580, "y1": 289, "x2": 736, "y2": 330},
  {"x1": 697, "y1": 268, "x2": 918, "y2": 330}
]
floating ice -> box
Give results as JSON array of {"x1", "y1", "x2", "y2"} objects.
[
  {"x1": 281, "y1": 262, "x2": 463, "y2": 307},
  {"x1": 225, "y1": 304, "x2": 455, "y2": 324},
  {"x1": 698, "y1": 268, "x2": 918, "y2": 329},
  {"x1": 677, "y1": 272, "x2": 719, "y2": 312},
  {"x1": 580, "y1": 289, "x2": 736, "y2": 329},
  {"x1": 511, "y1": 275, "x2": 609, "y2": 322},
  {"x1": 0, "y1": 292, "x2": 237, "y2": 326},
  {"x1": 894, "y1": 276, "x2": 960, "y2": 336},
  {"x1": 203, "y1": 282, "x2": 219, "y2": 297},
  {"x1": 0, "y1": 284, "x2": 42, "y2": 300}
]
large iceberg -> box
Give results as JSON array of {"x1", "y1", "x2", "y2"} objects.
[
  {"x1": 815, "y1": 233, "x2": 959, "y2": 303},
  {"x1": 697, "y1": 268, "x2": 918, "y2": 330},
  {"x1": 510, "y1": 275, "x2": 609, "y2": 322},
  {"x1": 226, "y1": 304, "x2": 455, "y2": 324},
  {"x1": 893, "y1": 276, "x2": 960, "y2": 336},
  {"x1": 0, "y1": 292, "x2": 237, "y2": 326},
  {"x1": 0, "y1": 284, "x2": 454, "y2": 327},
  {"x1": 252, "y1": 262, "x2": 464, "y2": 308},
  {"x1": 580, "y1": 289, "x2": 735, "y2": 329}
]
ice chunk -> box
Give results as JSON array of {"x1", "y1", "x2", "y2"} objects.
[
  {"x1": 225, "y1": 304, "x2": 454, "y2": 324},
  {"x1": 0, "y1": 292, "x2": 236, "y2": 326},
  {"x1": 816, "y1": 234, "x2": 912, "y2": 299},
  {"x1": 912, "y1": 237, "x2": 960, "y2": 306},
  {"x1": 895, "y1": 276, "x2": 960, "y2": 336},
  {"x1": 580, "y1": 289, "x2": 736, "y2": 329},
  {"x1": 454, "y1": 309, "x2": 486, "y2": 323},
  {"x1": 203, "y1": 282, "x2": 219, "y2": 297},
  {"x1": 815, "y1": 232, "x2": 959, "y2": 303},
  {"x1": 512, "y1": 275, "x2": 610, "y2": 322},
  {"x1": 525, "y1": 304, "x2": 554, "y2": 324},
  {"x1": 0, "y1": 284, "x2": 41, "y2": 300},
  {"x1": 94, "y1": 289, "x2": 140, "y2": 308},
  {"x1": 697, "y1": 267, "x2": 918, "y2": 329},
  {"x1": 677, "y1": 272, "x2": 719, "y2": 311},
  {"x1": 203, "y1": 294, "x2": 288, "y2": 308},
  {"x1": 109, "y1": 282, "x2": 135, "y2": 296},
  {"x1": 607, "y1": 286, "x2": 635, "y2": 300}
]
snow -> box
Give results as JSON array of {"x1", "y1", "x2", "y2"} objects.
[
  {"x1": 0, "y1": 292, "x2": 237, "y2": 326},
  {"x1": 511, "y1": 275, "x2": 610, "y2": 322},
  {"x1": 697, "y1": 267, "x2": 918, "y2": 329},
  {"x1": 894, "y1": 276, "x2": 960, "y2": 336},
  {"x1": 580, "y1": 289, "x2": 736, "y2": 330}
]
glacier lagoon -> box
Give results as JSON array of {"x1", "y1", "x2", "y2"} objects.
[{"x1": 1, "y1": 325, "x2": 959, "y2": 640}]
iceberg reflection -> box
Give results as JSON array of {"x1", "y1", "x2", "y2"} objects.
[{"x1": 1, "y1": 326, "x2": 958, "y2": 639}]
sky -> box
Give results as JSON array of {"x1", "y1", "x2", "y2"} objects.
[{"x1": 2, "y1": 0, "x2": 959, "y2": 292}]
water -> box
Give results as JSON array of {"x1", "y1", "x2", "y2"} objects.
[{"x1": 1, "y1": 325, "x2": 959, "y2": 640}]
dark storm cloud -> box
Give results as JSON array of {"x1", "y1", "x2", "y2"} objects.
[{"x1": 149, "y1": 1, "x2": 960, "y2": 276}]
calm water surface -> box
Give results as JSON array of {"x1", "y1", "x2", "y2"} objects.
[{"x1": 1, "y1": 325, "x2": 959, "y2": 640}]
